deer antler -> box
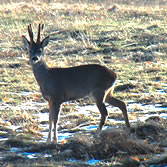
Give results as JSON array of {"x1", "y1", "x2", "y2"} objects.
[
  {"x1": 28, "y1": 24, "x2": 34, "y2": 43},
  {"x1": 37, "y1": 24, "x2": 44, "y2": 44},
  {"x1": 36, "y1": 24, "x2": 41, "y2": 44}
]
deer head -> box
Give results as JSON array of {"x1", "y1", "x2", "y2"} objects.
[{"x1": 22, "y1": 24, "x2": 50, "y2": 64}]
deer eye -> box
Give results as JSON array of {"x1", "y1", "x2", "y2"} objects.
[
  {"x1": 29, "y1": 50, "x2": 33, "y2": 54},
  {"x1": 37, "y1": 49, "x2": 42, "y2": 55}
]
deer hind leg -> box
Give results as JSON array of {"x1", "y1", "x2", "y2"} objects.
[
  {"x1": 92, "y1": 89, "x2": 108, "y2": 132},
  {"x1": 105, "y1": 93, "x2": 130, "y2": 128}
]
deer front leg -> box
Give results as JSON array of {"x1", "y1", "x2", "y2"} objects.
[
  {"x1": 47, "y1": 101, "x2": 53, "y2": 142},
  {"x1": 52, "y1": 102, "x2": 61, "y2": 143}
]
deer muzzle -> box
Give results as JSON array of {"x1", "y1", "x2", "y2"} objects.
[{"x1": 32, "y1": 56, "x2": 40, "y2": 64}]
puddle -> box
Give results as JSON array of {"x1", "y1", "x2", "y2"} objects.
[
  {"x1": 8, "y1": 147, "x2": 52, "y2": 159},
  {"x1": 155, "y1": 105, "x2": 167, "y2": 111},
  {"x1": 76, "y1": 105, "x2": 99, "y2": 115},
  {"x1": 58, "y1": 132, "x2": 73, "y2": 141},
  {"x1": 9, "y1": 147, "x2": 22, "y2": 153},
  {"x1": 39, "y1": 130, "x2": 73, "y2": 142},
  {"x1": 9, "y1": 147, "x2": 39, "y2": 159},
  {"x1": 68, "y1": 158, "x2": 100, "y2": 165},
  {"x1": 0, "y1": 137, "x2": 8, "y2": 141},
  {"x1": 17, "y1": 152, "x2": 40, "y2": 159},
  {"x1": 88, "y1": 159, "x2": 100, "y2": 165},
  {"x1": 150, "y1": 165, "x2": 167, "y2": 167},
  {"x1": 156, "y1": 89, "x2": 167, "y2": 94},
  {"x1": 23, "y1": 152, "x2": 39, "y2": 159},
  {"x1": 9, "y1": 91, "x2": 41, "y2": 96},
  {"x1": 80, "y1": 125, "x2": 98, "y2": 131},
  {"x1": 0, "y1": 100, "x2": 47, "y2": 111}
]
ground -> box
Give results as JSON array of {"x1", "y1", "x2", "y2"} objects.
[{"x1": 0, "y1": 0, "x2": 167, "y2": 166}]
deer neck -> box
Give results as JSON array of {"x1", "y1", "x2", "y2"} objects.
[{"x1": 31, "y1": 59, "x2": 49, "y2": 85}]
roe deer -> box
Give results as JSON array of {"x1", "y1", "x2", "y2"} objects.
[{"x1": 22, "y1": 24, "x2": 130, "y2": 142}]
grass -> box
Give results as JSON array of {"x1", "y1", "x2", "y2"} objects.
[{"x1": 0, "y1": 0, "x2": 167, "y2": 166}]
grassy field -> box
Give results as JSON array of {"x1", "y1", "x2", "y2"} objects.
[{"x1": 0, "y1": 0, "x2": 167, "y2": 166}]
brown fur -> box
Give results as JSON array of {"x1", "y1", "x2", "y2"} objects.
[{"x1": 22, "y1": 24, "x2": 130, "y2": 142}]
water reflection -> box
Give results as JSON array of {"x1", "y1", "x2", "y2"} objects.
[
  {"x1": 68, "y1": 158, "x2": 100, "y2": 165},
  {"x1": 8, "y1": 147, "x2": 52, "y2": 159}
]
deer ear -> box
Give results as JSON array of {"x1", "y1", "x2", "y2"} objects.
[
  {"x1": 41, "y1": 36, "x2": 50, "y2": 48},
  {"x1": 22, "y1": 35, "x2": 30, "y2": 50}
]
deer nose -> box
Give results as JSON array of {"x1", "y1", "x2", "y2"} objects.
[{"x1": 32, "y1": 56, "x2": 39, "y2": 63}]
